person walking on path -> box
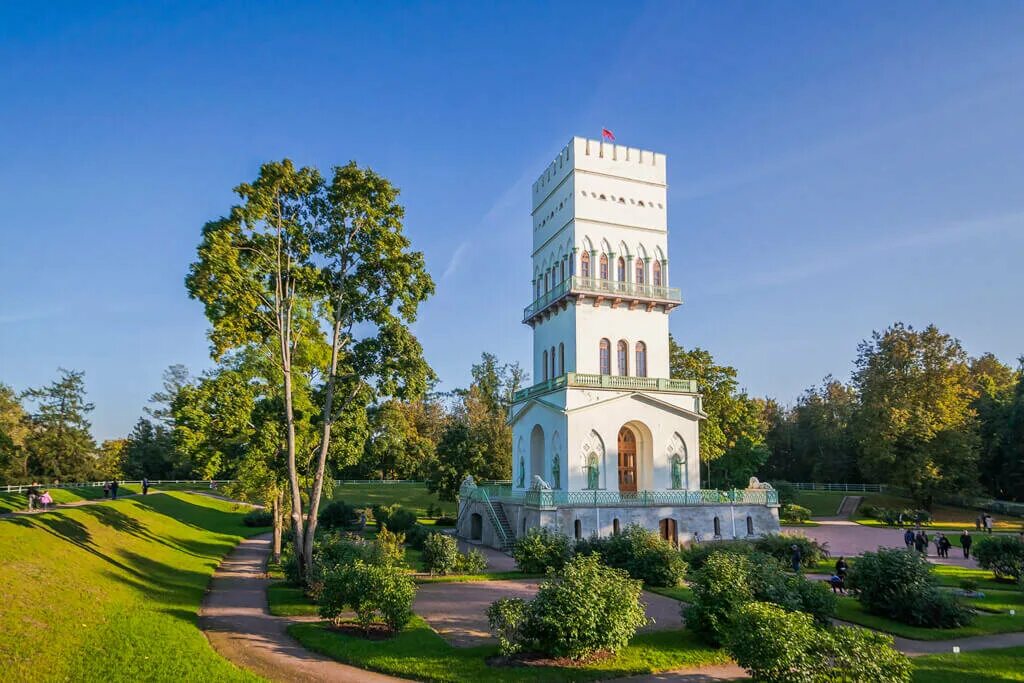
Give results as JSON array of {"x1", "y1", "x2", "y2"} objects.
[
  {"x1": 110, "y1": 480, "x2": 119, "y2": 500},
  {"x1": 975, "y1": 515, "x2": 982, "y2": 532},
  {"x1": 790, "y1": 544, "x2": 802, "y2": 573},
  {"x1": 142, "y1": 478, "x2": 149, "y2": 495},
  {"x1": 961, "y1": 530, "x2": 973, "y2": 559},
  {"x1": 903, "y1": 528, "x2": 915, "y2": 548},
  {"x1": 984, "y1": 514, "x2": 994, "y2": 534},
  {"x1": 26, "y1": 482, "x2": 41, "y2": 511},
  {"x1": 103, "y1": 482, "x2": 110, "y2": 498}
]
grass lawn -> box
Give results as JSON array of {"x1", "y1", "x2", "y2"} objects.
[
  {"x1": 853, "y1": 493, "x2": 1023, "y2": 531},
  {"x1": 932, "y1": 564, "x2": 1022, "y2": 591},
  {"x1": 960, "y1": 588, "x2": 1024, "y2": 614},
  {"x1": 835, "y1": 597, "x2": 1024, "y2": 640},
  {"x1": 289, "y1": 617, "x2": 730, "y2": 682},
  {"x1": 268, "y1": 581, "x2": 318, "y2": 617},
  {"x1": 0, "y1": 484, "x2": 144, "y2": 513},
  {"x1": 646, "y1": 585, "x2": 694, "y2": 603},
  {"x1": 912, "y1": 646, "x2": 1024, "y2": 682},
  {"x1": 792, "y1": 491, "x2": 848, "y2": 517},
  {"x1": 331, "y1": 481, "x2": 455, "y2": 517},
  {"x1": 0, "y1": 491, "x2": 262, "y2": 681}
]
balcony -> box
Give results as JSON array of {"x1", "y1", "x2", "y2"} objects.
[
  {"x1": 523, "y1": 276, "x2": 682, "y2": 324},
  {"x1": 513, "y1": 372, "x2": 698, "y2": 402},
  {"x1": 462, "y1": 483, "x2": 778, "y2": 508}
]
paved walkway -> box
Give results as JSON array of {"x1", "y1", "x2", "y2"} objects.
[
  {"x1": 0, "y1": 493, "x2": 144, "y2": 517},
  {"x1": 455, "y1": 538, "x2": 517, "y2": 572},
  {"x1": 782, "y1": 519, "x2": 980, "y2": 568},
  {"x1": 414, "y1": 579, "x2": 683, "y2": 647},
  {"x1": 199, "y1": 533, "x2": 405, "y2": 682}
]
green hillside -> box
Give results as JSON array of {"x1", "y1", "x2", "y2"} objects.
[{"x1": 0, "y1": 492, "x2": 263, "y2": 682}]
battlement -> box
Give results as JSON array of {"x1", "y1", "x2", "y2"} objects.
[{"x1": 532, "y1": 137, "x2": 667, "y2": 210}]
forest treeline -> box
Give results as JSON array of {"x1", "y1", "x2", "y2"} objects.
[{"x1": 3, "y1": 322, "x2": 1020, "y2": 507}]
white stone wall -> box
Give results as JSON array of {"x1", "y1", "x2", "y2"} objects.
[{"x1": 511, "y1": 395, "x2": 569, "y2": 491}]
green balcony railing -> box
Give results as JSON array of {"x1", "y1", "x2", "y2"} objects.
[
  {"x1": 523, "y1": 276, "x2": 682, "y2": 320},
  {"x1": 513, "y1": 372, "x2": 698, "y2": 402},
  {"x1": 461, "y1": 484, "x2": 778, "y2": 508}
]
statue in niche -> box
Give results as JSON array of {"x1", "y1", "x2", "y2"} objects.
[
  {"x1": 551, "y1": 453, "x2": 561, "y2": 489},
  {"x1": 517, "y1": 454, "x2": 525, "y2": 488},
  {"x1": 586, "y1": 453, "x2": 600, "y2": 490},
  {"x1": 670, "y1": 454, "x2": 684, "y2": 490}
]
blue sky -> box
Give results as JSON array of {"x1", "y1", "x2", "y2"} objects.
[{"x1": 2, "y1": 2, "x2": 1022, "y2": 440}]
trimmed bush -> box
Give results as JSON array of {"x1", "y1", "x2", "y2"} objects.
[
  {"x1": 973, "y1": 535, "x2": 1024, "y2": 583},
  {"x1": 242, "y1": 509, "x2": 273, "y2": 527},
  {"x1": 318, "y1": 559, "x2": 416, "y2": 633},
  {"x1": 860, "y1": 504, "x2": 881, "y2": 519},
  {"x1": 434, "y1": 515, "x2": 457, "y2": 527},
  {"x1": 487, "y1": 598, "x2": 528, "y2": 656},
  {"x1": 680, "y1": 539, "x2": 755, "y2": 571},
  {"x1": 512, "y1": 527, "x2": 572, "y2": 573},
  {"x1": 685, "y1": 551, "x2": 836, "y2": 645},
  {"x1": 753, "y1": 533, "x2": 829, "y2": 569},
  {"x1": 724, "y1": 601, "x2": 910, "y2": 683},
  {"x1": 405, "y1": 523, "x2": 431, "y2": 551},
  {"x1": 422, "y1": 532, "x2": 460, "y2": 575},
  {"x1": 372, "y1": 503, "x2": 417, "y2": 533},
  {"x1": 458, "y1": 548, "x2": 488, "y2": 574},
  {"x1": 770, "y1": 481, "x2": 798, "y2": 506},
  {"x1": 779, "y1": 504, "x2": 811, "y2": 524},
  {"x1": 575, "y1": 524, "x2": 687, "y2": 587},
  {"x1": 488, "y1": 554, "x2": 648, "y2": 660},
  {"x1": 846, "y1": 548, "x2": 973, "y2": 628},
  {"x1": 318, "y1": 500, "x2": 360, "y2": 530},
  {"x1": 370, "y1": 528, "x2": 406, "y2": 567}
]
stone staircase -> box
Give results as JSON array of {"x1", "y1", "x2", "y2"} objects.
[
  {"x1": 837, "y1": 495, "x2": 863, "y2": 518},
  {"x1": 489, "y1": 501, "x2": 515, "y2": 551}
]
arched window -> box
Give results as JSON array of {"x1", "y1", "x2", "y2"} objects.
[
  {"x1": 713, "y1": 516, "x2": 722, "y2": 538},
  {"x1": 746, "y1": 516, "x2": 754, "y2": 536},
  {"x1": 561, "y1": 257, "x2": 567, "y2": 282},
  {"x1": 652, "y1": 261, "x2": 662, "y2": 287},
  {"x1": 550, "y1": 346, "x2": 556, "y2": 379},
  {"x1": 542, "y1": 350, "x2": 548, "y2": 381},
  {"x1": 599, "y1": 339, "x2": 611, "y2": 375},
  {"x1": 613, "y1": 518, "x2": 620, "y2": 535},
  {"x1": 544, "y1": 270, "x2": 550, "y2": 292},
  {"x1": 574, "y1": 519, "x2": 582, "y2": 540},
  {"x1": 558, "y1": 343, "x2": 565, "y2": 375},
  {"x1": 599, "y1": 254, "x2": 609, "y2": 280},
  {"x1": 635, "y1": 258, "x2": 645, "y2": 284},
  {"x1": 536, "y1": 279, "x2": 542, "y2": 298},
  {"x1": 617, "y1": 340, "x2": 628, "y2": 376},
  {"x1": 635, "y1": 342, "x2": 647, "y2": 377},
  {"x1": 617, "y1": 257, "x2": 626, "y2": 281},
  {"x1": 581, "y1": 251, "x2": 591, "y2": 278}
]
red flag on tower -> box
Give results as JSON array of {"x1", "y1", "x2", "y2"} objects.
[{"x1": 601, "y1": 128, "x2": 615, "y2": 141}]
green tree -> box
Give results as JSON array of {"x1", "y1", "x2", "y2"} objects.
[
  {"x1": 969, "y1": 353, "x2": 1021, "y2": 500},
  {"x1": 188, "y1": 159, "x2": 433, "y2": 579},
  {"x1": 94, "y1": 439, "x2": 127, "y2": 479},
  {"x1": 121, "y1": 417, "x2": 176, "y2": 479},
  {"x1": 0, "y1": 383, "x2": 30, "y2": 482},
  {"x1": 362, "y1": 399, "x2": 437, "y2": 480},
  {"x1": 171, "y1": 368, "x2": 256, "y2": 480},
  {"x1": 22, "y1": 368, "x2": 97, "y2": 481},
  {"x1": 852, "y1": 323, "x2": 981, "y2": 508},
  {"x1": 669, "y1": 337, "x2": 768, "y2": 488}
]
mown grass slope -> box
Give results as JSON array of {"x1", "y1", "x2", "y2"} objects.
[{"x1": 0, "y1": 492, "x2": 263, "y2": 681}]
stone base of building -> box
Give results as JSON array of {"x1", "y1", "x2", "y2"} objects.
[{"x1": 457, "y1": 499, "x2": 781, "y2": 551}]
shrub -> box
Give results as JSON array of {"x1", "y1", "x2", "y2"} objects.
[
  {"x1": 680, "y1": 539, "x2": 755, "y2": 570},
  {"x1": 575, "y1": 525, "x2": 687, "y2": 587},
  {"x1": 753, "y1": 533, "x2": 829, "y2": 568},
  {"x1": 973, "y1": 535, "x2": 1024, "y2": 583},
  {"x1": 860, "y1": 504, "x2": 881, "y2": 519},
  {"x1": 422, "y1": 532, "x2": 460, "y2": 575},
  {"x1": 512, "y1": 527, "x2": 572, "y2": 573},
  {"x1": 405, "y1": 523, "x2": 431, "y2": 551},
  {"x1": 242, "y1": 509, "x2": 273, "y2": 527},
  {"x1": 959, "y1": 578, "x2": 979, "y2": 593},
  {"x1": 771, "y1": 481, "x2": 798, "y2": 506},
  {"x1": 487, "y1": 598, "x2": 528, "y2": 656},
  {"x1": 724, "y1": 602, "x2": 910, "y2": 683},
  {"x1": 686, "y1": 551, "x2": 836, "y2": 644},
  {"x1": 372, "y1": 504, "x2": 417, "y2": 533},
  {"x1": 779, "y1": 504, "x2": 811, "y2": 524},
  {"x1": 434, "y1": 515, "x2": 457, "y2": 526},
  {"x1": 457, "y1": 548, "x2": 488, "y2": 574},
  {"x1": 370, "y1": 528, "x2": 407, "y2": 567},
  {"x1": 724, "y1": 601, "x2": 820, "y2": 683},
  {"x1": 318, "y1": 559, "x2": 416, "y2": 633},
  {"x1": 318, "y1": 500, "x2": 360, "y2": 530},
  {"x1": 489, "y1": 554, "x2": 648, "y2": 660},
  {"x1": 846, "y1": 548, "x2": 973, "y2": 628}
]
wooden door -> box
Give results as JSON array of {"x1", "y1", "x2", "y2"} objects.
[{"x1": 617, "y1": 427, "x2": 637, "y2": 493}]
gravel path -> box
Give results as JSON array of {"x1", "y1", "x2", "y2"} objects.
[{"x1": 199, "y1": 533, "x2": 405, "y2": 682}]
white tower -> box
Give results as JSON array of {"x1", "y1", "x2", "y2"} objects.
[{"x1": 510, "y1": 137, "x2": 703, "y2": 500}]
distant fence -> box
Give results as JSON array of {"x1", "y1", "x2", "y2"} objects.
[
  {"x1": 1, "y1": 480, "x2": 234, "y2": 494},
  {"x1": 785, "y1": 482, "x2": 884, "y2": 493}
]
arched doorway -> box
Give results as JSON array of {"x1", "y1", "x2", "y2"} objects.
[
  {"x1": 470, "y1": 513, "x2": 483, "y2": 541},
  {"x1": 659, "y1": 518, "x2": 678, "y2": 547},
  {"x1": 617, "y1": 426, "x2": 637, "y2": 493},
  {"x1": 530, "y1": 425, "x2": 545, "y2": 485}
]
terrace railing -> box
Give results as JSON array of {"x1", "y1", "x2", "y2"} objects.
[
  {"x1": 513, "y1": 372, "x2": 698, "y2": 402},
  {"x1": 462, "y1": 484, "x2": 778, "y2": 508},
  {"x1": 523, "y1": 276, "x2": 682, "y2": 320}
]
